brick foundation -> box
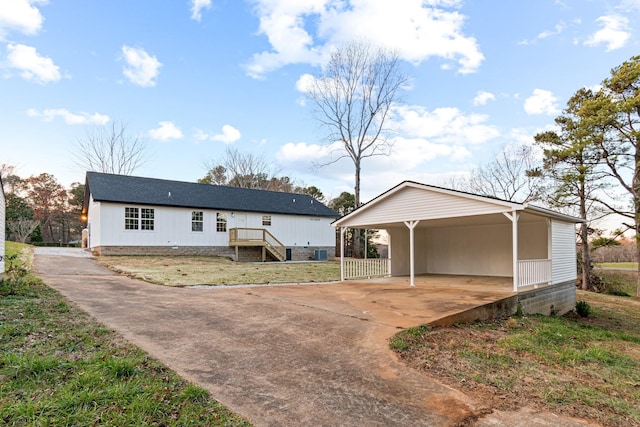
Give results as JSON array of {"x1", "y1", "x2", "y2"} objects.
[{"x1": 92, "y1": 245, "x2": 336, "y2": 262}]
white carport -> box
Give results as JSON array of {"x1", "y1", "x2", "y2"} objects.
[{"x1": 333, "y1": 181, "x2": 582, "y2": 292}]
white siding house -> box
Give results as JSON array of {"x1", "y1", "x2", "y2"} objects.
[
  {"x1": 0, "y1": 176, "x2": 5, "y2": 273},
  {"x1": 82, "y1": 172, "x2": 338, "y2": 261},
  {"x1": 333, "y1": 181, "x2": 582, "y2": 292}
]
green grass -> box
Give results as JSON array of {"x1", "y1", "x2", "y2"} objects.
[
  {"x1": 0, "y1": 242, "x2": 251, "y2": 426},
  {"x1": 595, "y1": 269, "x2": 638, "y2": 297},
  {"x1": 595, "y1": 262, "x2": 638, "y2": 269},
  {"x1": 391, "y1": 292, "x2": 640, "y2": 426}
]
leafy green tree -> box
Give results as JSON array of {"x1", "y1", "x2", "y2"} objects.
[
  {"x1": 24, "y1": 173, "x2": 67, "y2": 242},
  {"x1": 534, "y1": 88, "x2": 608, "y2": 290},
  {"x1": 5, "y1": 193, "x2": 39, "y2": 242},
  {"x1": 580, "y1": 55, "x2": 640, "y2": 295},
  {"x1": 295, "y1": 185, "x2": 326, "y2": 203}
]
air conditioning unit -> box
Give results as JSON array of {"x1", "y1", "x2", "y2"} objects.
[{"x1": 314, "y1": 249, "x2": 328, "y2": 261}]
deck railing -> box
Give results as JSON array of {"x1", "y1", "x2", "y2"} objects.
[
  {"x1": 518, "y1": 259, "x2": 552, "y2": 288},
  {"x1": 229, "y1": 228, "x2": 286, "y2": 261},
  {"x1": 343, "y1": 258, "x2": 390, "y2": 279}
]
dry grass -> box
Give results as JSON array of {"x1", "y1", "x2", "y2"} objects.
[{"x1": 96, "y1": 256, "x2": 341, "y2": 286}]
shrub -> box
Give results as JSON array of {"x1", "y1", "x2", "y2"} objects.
[{"x1": 576, "y1": 300, "x2": 591, "y2": 318}]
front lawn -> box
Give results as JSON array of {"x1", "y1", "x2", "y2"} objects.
[{"x1": 96, "y1": 255, "x2": 341, "y2": 286}]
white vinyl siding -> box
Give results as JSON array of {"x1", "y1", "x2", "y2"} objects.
[
  {"x1": 388, "y1": 218, "x2": 550, "y2": 278},
  {"x1": 340, "y1": 186, "x2": 515, "y2": 228},
  {"x1": 551, "y1": 220, "x2": 577, "y2": 284},
  {"x1": 91, "y1": 203, "x2": 335, "y2": 248}
]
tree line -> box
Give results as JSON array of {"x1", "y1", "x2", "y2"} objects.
[{"x1": 2, "y1": 165, "x2": 84, "y2": 245}]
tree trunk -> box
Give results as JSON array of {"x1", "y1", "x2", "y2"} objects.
[
  {"x1": 352, "y1": 161, "x2": 362, "y2": 258},
  {"x1": 580, "y1": 223, "x2": 590, "y2": 290},
  {"x1": 579, "y1": 181, "x2": 590, "y2": 290}
]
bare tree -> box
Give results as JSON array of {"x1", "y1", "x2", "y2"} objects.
[
  {"x1": 75, "y1": 121, "x2": 147, "y2": 175},
  {"x1": 7, "y1": 218, "x2": 40, "y2": 243},
  {"x1": 459, "y1": 144, "x2": 546, "y2": 203},
  {"x1": 306, "y1": 41, "x2": 408, "y2": 256},
  {"x1": 200, "y1": 147, "x2": 287, "y2": 190}
]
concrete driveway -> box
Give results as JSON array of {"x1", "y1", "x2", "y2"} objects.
[{"x1": 34, "y1": 248, "x2": 593, "y2": 427}]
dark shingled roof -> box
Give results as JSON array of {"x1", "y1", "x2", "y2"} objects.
[{"x1": 84, "y1": 172, "x2": 339, "y2": 218}]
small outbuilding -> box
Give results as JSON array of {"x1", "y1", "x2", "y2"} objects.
[
  {"x1": 82, "y1": 172, "x2": 339, "y2": 261},
  {"x1": 333, "y1": 181, "x2": 582, "y2": 315}
]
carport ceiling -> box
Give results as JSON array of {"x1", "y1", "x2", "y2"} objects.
[{"x1": 355, "y1": 211, "x2": 545, "y2": 230}]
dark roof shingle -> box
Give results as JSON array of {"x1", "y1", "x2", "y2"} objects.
[{"x1": 85, "y1": 172, "x2": 338, "y2": 217}]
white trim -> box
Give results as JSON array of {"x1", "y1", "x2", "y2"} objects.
[{"x1": 404, "y1": 220, "x2": 420, "y2": 287}]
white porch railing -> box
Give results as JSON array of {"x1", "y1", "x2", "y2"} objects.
[
  {"x1": 518, "y1": 259, "x2": 552, "y2": 288},
  {"x1": 344, "y1": 258, "x2": 390, "y2": 279}
]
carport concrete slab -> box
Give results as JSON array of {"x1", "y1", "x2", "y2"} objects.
[
  {"x1": 234, "y1": 275, "x2": 515, "y2": 330},
  {"x1": 33, "y1": 248, "x2": 593, "y2": 427}
]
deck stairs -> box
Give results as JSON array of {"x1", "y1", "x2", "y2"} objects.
[{"x1": 229, "y1": 228, "x2": 286, "y2": 262}]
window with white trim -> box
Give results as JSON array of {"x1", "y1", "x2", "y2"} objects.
[
  {"x1": 216, "y1": 213, "x2": 227, "y2": 232},
  {"x1": 125, "y1": 207, "x2": 154, "y2": 230},
  {"x1": 262, "y1": 215, "x2": 272, "y2": 226},
  {"x1": 125, "y1": 207, "x2": 139, "y2": 230},
  {"x1": 192, "y1": 211, "x2": 203, "y2": 232},
  {"x1": 141, "y1": 208, "x2": 155, "y2": 230}
]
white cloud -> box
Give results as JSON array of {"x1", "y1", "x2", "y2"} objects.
[
  {"x1": 190, "y1": 0, "x2": 212, "y2": 21},
  {"x1": 7, "y1": 43, "x2": 61, "y2": 84},
  {"x1": 519, "y1": 22, "x2": 567, "y2": 45},
  {"x1": 26, "y1": 108, "x2": 110, "y2": 125},
  {"x1": 389, "y1": 105, "x2": 500, "y2": 145},
  {"x1": 276, "y1": 102, "x2": 499, "y2": 177},
  {"x1": 472, "y1": 90, "x2": 495, "y2": 106},
  {"x1": 148, "y1": 121, "x2": 183, "y2": 140},
  {"x1": 523, "y1": 89, "x2": 560, "y2": 115},
  {"x1": 295, "y1": 73, "x2": 316, "y2": 93},
  {"x1": 246, "y1": 0, "x2": 483, "y2": 78},
  {"x1": 121, "y1": 45, "x2": 162, "y2": 87},
  {"x1": 194, "y1": 125, "x2": 241, "y2": 144},
  {"x1": 584, "y1": 15, "x2": 630, "y2": 51},
  {"x1": 0, "y1": 0, "x2": 47, "y2": 39}
]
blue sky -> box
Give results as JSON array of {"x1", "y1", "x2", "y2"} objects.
[{"x1": 1, "y1": 0, "x2": 639, "y2": 203}]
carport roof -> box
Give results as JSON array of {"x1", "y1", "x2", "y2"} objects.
[{"x1": 332, "y1": 181, "x2": 583, "y2": 228}]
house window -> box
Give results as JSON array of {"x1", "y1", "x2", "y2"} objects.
[
  {"x1": 262, "y1": 215, "x2": 272, "y2": 226},
  {"x1": 141, "y1": 208, "x2": 155, "y2": 230},
  {"x1": 216, "y1": 213, "x2": 227, "y2": 232},
  {"x1": 192, "y1": 211, "x2": 203, "y2": 232},
  {"x1": 125, "y1": 207, "x2": 139, "y2": 230},
  {"x1": 125, "y1": 207, "x2": 154, "y2": 230}
]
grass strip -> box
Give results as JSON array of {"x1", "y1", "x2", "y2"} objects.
[{"x1": 1, "y1": 242, "x2": 251, "y2": 426}]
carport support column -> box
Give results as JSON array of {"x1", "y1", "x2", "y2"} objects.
[
  {"x1": 340, "y1": 227, "x2": 346, "y2": 281},
  {"x1": 503, "y1": 211, "x2": 520, "y2": 293},
  {"x1": 403, "y1": 220, "x2": 420, "y2": 287}
]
